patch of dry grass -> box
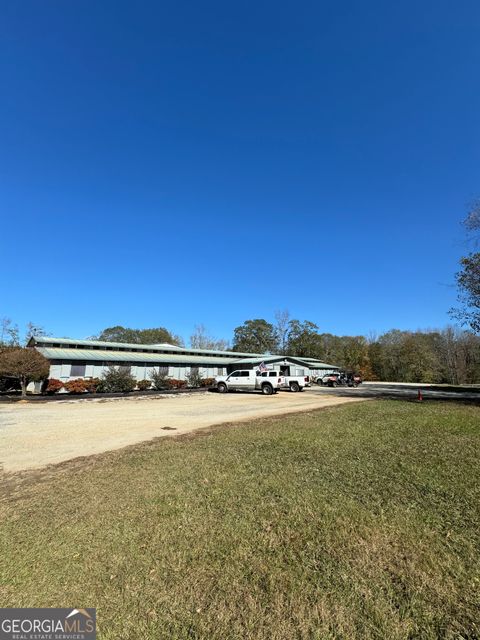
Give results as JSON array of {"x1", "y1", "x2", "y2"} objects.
[{"x1": 0, "y1": 400, "x2": 479, "y2": 639}]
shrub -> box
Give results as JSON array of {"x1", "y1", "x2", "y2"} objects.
[
  {"x1": 150, "y1": 369, "x2": 170, "y2": 390},
  {"x1": 201, "y1": 377, "x2": 215, "y2": 388},
  {"x1": 168, "y1": 378, "x2": 186, "y2": 389},
  {"x1": 137, "y1": 379, "x2": 151, "y2": 391},
  {"x1": 185, "y1": 369, "x2": 203, "y2": 388},
  {"x1": 95, "y1": 379, "x2": 107, "y2": 393},
  {"x1": 0, "y1": 376, "x2": 21, "y2": 393},
  {"x1": 45, "y1": 378, "x2": 64, "y2": 394},
  {"x1": 64, "y1": 378, "x2": 87, "y2": 394},
  {"x1": 101, "y1": 366, "x2": 136, "y2": 393},
  {"x1": 83, "y1": 378, "x2": 101, "y2": 393}
]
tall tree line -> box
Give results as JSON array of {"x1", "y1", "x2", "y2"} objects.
[
  {"x1": 2, "y1": 316, "x2": 479, "y2": 384},
  {"x1": 231, "y1": 316, "x2": 480, "y2": 384}
]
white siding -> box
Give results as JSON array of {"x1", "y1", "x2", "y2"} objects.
[{"x1": 49, "y1": 364, "x2": 62, "y2": 379}]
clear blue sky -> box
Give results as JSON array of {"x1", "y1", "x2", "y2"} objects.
[{"x1": 1, "y1": 0, "x2": 479, "y2": 343}]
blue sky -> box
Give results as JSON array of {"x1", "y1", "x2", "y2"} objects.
[{"x1": 1, "y1": 0, "x2": 479, "y2": 343}]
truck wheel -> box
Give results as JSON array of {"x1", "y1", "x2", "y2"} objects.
[
  {"x1": 262, "y1": 383, "x2": 273, "y2": 395},
  {"x1": 317, "y1": 379, "x2": 323, "y2": 386},
  {"x1": 290, "y1": 381, "x2": 300, "y2": 392},
  {"x1": 217, "y1": 382, "x2": 228, "y2": 393}
]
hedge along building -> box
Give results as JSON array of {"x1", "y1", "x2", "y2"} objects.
[{"x1": 28, "y1": 336, "x2": 339, "y2": 388}]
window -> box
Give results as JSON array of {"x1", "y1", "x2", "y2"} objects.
[
  {"x1": 154, "y1": 366, "x2": 168, "y2": 375},
  {"x1": 240, "y1": 371, "x2": 250, "y2": 377},
  {"x1": 71, "y1": 363, "x2": 86, "y2": 376}
]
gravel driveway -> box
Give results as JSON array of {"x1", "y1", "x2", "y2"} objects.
[{"x1": 0, "y1": 391, "x2": 364, "y2": 472}]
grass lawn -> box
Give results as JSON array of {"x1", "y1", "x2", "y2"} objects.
[{"x1": 0, "y1": 400, "x2": 479, "y2": 639}]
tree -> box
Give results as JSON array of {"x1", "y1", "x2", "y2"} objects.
[
  {"x1": 96, "y1": 326, "x2": 184, "y2": 346},
  {"x1": 339, "y1": 335, "x2": 371, "y2": 376},
  {"x1": 451, "y1": 253, "x2": 480, "y2": 333},
  {"x1": 232, "y1": 319, "x2": 278, "y2": 354},
  {"x1": 1, "y1": 318, "x2": 50, "y2": 347},
  {"x1": 0, "y1": 347, "x2": 50, "y2": 396},
  {"x1": 464, "y1": 199, "x2": 480, "y2": 234},
  {"x1": 274, "y1": 309, "x2": 291, "y2": 355},
  {"x1": 25, "y1": 321, "x2": 49, "y2": 342},
  {"x1": 450, "y1": 200, "x2": 480, "y2": 333},
  {"x1": 190, "y1": 324, "x2": 230, "y2": 351},
  {"x1": 0, "y1": 318, "x2": 19, "y2": 346},
  {"x1": 285, "y1": 320, "x2": 320, "y2": 357}
]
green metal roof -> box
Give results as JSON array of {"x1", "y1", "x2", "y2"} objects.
[
  {"x1": 301, "y1": 359, "x2": 340, "y2": 369},
  {"x1": 32, "y1": 337, "x2": 339, "y2": 370},
  {"x1": 32, "y1": 336, "x2": 261, "y2": 358},
  {"x1": 36, "y1": 347, "x2": 237, "y2": 366},
  {"x1": 232, "y1": 355, "x2": 313, "y2": 367}
]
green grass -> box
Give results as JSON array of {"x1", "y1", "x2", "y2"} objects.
[{"x1": 1, "y1": 400, "x2": 479, "y2": 639}]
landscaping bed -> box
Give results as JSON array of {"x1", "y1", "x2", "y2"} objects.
[{"x1": 0, "y1": 386, "x2": 211, "y2": 403}]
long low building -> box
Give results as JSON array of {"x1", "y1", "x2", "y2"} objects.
[{"x1": 28, "y1": 336, "x2": 339, "y2": 386}]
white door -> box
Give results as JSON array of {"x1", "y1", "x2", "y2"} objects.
[{"x1": 227, "y1": 371, "x2": 252, "y2": 390}]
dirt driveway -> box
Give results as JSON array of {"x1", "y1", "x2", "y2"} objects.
[{"x1": 0, "y1": 391, "x2": 364, "y2": 472}]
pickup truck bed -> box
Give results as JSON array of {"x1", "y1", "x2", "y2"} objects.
[{"x1": 258, "y1": 371, "x2": 308, "y2": 392}]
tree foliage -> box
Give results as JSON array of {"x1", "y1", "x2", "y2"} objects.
[
  {"x1": 286, "y1": 320, "x2": 321, "y2": 357},
  {"x1": 451, "y1": 253, "x2": 480, "y2": 333},
  {"x1": 96, "y1": 326, "x2": 184, "y2": 346},
  {"x1": 0, "y1": 347, "x2": 50, "y2": 396},
  {"x1": 231, "y1": 315, "x2": 480, "y2": 382},
  {"x1": 450, "y1": 200, "x2": 480, "y2": 333},
  {"x1": 464, "y1": 199, "x2": 480, "y2": 234},
  {"x1": 232, "y1": 319, "x2": 278, "y2": 353}
]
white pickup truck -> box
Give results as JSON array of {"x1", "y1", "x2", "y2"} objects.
[
  {"x1": 258, "y1": 370, "x2": 308, "y2": 392},
  {"x1": 215, "y1": 370, "x2": 283, "y2": 395}
]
